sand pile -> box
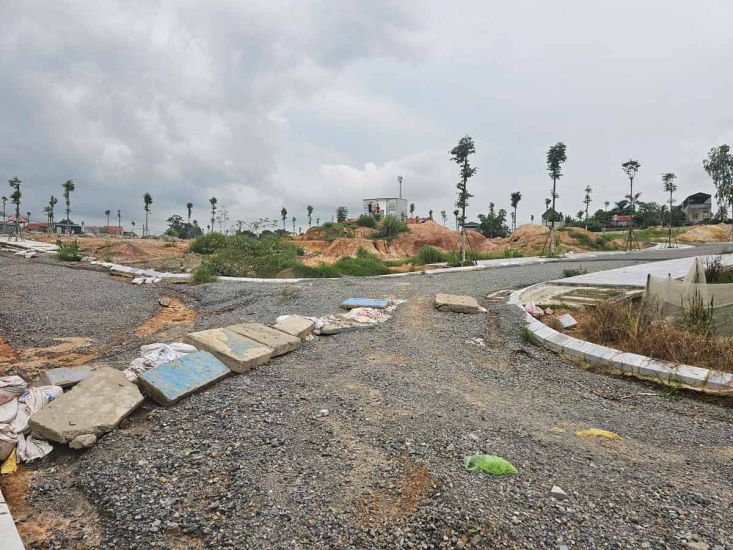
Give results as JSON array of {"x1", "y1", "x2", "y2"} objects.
[{"x1": 678, "y1": 223, "x2": 732, "y2": 243}]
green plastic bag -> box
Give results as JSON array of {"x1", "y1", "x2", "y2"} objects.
[{"x1": 463, "y1": 454, "x2": 518, "y2": 475}]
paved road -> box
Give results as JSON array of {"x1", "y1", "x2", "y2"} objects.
[{"x1": 1, "y1": 249, "x2": 731, "y2": 549}]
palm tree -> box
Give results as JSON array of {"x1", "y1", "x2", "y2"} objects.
[
  {"x1": 117, "y1": 209, "x2": 121, "y2": 234},
  {"x1": 62, "y1": 180, "x2": 75, "y2": 235},
  {"x1": 307, "y1": 205, "x2": 314, "y2": 227},
  {"x1": 143, "y1": 193, "x2": 153, "y2": 237},
  {"x1": 428, "y1": 209, "x2": 433, "y2": 220},
  {"x1": 510, "y1": 191, "x2": 522, "y2": 232},
  {"x1": 280, "y1": 207, "x2": 288, "y2": 230},
  {"x1": 662, "y1": 172, "x2": 677, "y2": 228},
  {"x1": 8, "y1": 178, "x2": 22, "y2": 240},
  {"x1": 440, "y1": 210, "x2": 447, "y2": 227},
  {"x1": 453, "y1": 209, "x2": 459, "y2": 230},
  {"x1": 409, "y1": 203, "x2": 415, "y2": 219},
  {"x1": 105, "y1": 209, "x2": 111, "y2": 229},
  {"x1": 1, "y1": 196, "x2": 6, "y2": 224},
  {"x1": 546, "y1": 142, "x2": 567, "y2": 256},
  {"x1": 291, "y1": 216, "x2": 296, "y2": 233},
  {"x1": 604, "y1": 200, "x2": 610, "y2": 226},
  {"x1": 208, "y1": 197, "x2": 217, "y2": 234},
  {"x1": 621, "y1": 159, "x2": 641, "y2": 250},
  {"x1": 186, "y1": 202, "x2": 193, "y2": 225},
  {"x1": 131, "y1": 220, "x2": 136, "y2": 235}
]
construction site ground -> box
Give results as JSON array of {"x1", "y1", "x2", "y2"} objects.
[{"x1": 1, "y1": 245, "x2": 732, "y2": 549}]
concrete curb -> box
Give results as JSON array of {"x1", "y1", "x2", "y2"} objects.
[
  {"x1": 0, "y1": 486, "x2": 25, "y2": 549},
  {"x1": 508, "y1": 286, "x2": 733, "y2": 395}
]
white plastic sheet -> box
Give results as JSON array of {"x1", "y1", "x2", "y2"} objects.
[{"x1": 124, "y1": 342, "x2": 198, "y2": 381}]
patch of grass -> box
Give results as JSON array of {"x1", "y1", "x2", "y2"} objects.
[
  {"x1": 311, "y1": 222, "x2": 352, "y2": 241},
  {"x1": 163, "y1": 242, "x2": 178, "y2": 248},
  {"x1": 561, "y1": 267, "x2": 588, "y2": 278},
  {"x1": 444, "y1": 248, "x2": 525, "y2": 267},
  {"x1": 415, "y1": 246, "x2": 446, "y2": 264},
  {"x1": 705, "y1": 256, "x2": 733, "y2": 284},
  {"x1": 331, "y1": 255, "x2": 391, "y2": 276},
  {"x1": 543, "y1": 316, "x2": 564, "y2": 331},
  {"x1": 190, "y1": 261, "x2": 218, "y2": 284},
  {"x1": 580, "y1": 299, "x2": 733, "y2": 373},
  {"x1": 290, "y1": 262, "x2": 342, "y2": 278},
  {"x1": 372, "y1": 214, "x2": 408, "y2": 240},
  {"x1": 56, "y1": 240, "x2": 82, "y2": 261}
]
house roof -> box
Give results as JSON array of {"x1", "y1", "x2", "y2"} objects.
[
  {"x1": 541, "y1": 208, "x2": 562, "y2": 218},
  {"x1": 681, "y1": 192, "x2": 711, "y2": 207}
]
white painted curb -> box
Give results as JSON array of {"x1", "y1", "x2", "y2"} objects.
[
  {"x1": 508, "y1": 286, "x2": 733, "y2": 395},
  {"x1": 0, "y1": 486, "x2": 25, "y2": 549}
]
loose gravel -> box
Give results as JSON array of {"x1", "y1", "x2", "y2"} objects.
[{"x1": 2, "y1": 250, "x2": 732, "y2": 549}]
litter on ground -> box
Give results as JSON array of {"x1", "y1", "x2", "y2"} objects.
[
  {"x1": 575, "y1": 428, "x2": 622, "y2": 440},
  {"x1": 124, "y1": 342, "x2": 198, "y2": 381},
  {"x1": 463, "y1": 454, "x2": 518, "y2": 475}
]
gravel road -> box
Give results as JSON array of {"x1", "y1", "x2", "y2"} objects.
[{"x1": 1, "y1": 251, "x2": 732, "y2": 549}]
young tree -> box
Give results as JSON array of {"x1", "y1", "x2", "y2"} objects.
[
  {"x1": 544, "y1": 197, "x2": 551, "y2": 209},
  {"x1": 280, "y1": 207, "x2": 288, "y2": 230},
  {"x1": 546, "y1": 143, "x2": 567, "y2": 255},
  {"x1": 450, "y1": 135, "x2": 478, "y2": 265},
  {"x1": 307, "y1": 205, "x2": 314, "y2": 227},
  {"x1": 292, "y1": 216, "x2": 296, "y2": 233},
  {"x1": 1, "y1": 196, "x2": 6, "y2": 223},
  {"x1": 62, "y1": 180, "x2": 75, "y2": 235},
  {"x1": 209, "y1": 197, "x2": 218, "y2": 234},
  {"x1": 662, "y1": 172, "x2": 678, "y2": 246},
  {"x1": 8, "y1": 177, "x2": 22, "y2": 240},
  {"x1": 452, "y1": 209, "x2": 459, "y2": 230},
  {"x1": 478, "y1": 202, "x2": 509, "y2": 238},
  {"x1": 703, "y1": 145, "x2": 733, "y2": 232},
  {"x1": 621, "y1": 159, "x2": 641, "y2": 250},
  {"x1": 186, "y1": 202, "x2": 193, "y2": 225},
  {"x1": 604, "y1": 200, "x2": 610, "y2": 225},
  {"x1": 510, "y1": 191, "x2": 522, "y2": 232},
  {"x1": 143, "y1": 192, "x2": 153, "y2": 237},
  {"x1": 336, "y1": 206, "x2": 348, "y2": 223},
  {"x1": 583, "y1": 185, "x2": 592, "y2": 229},
  {"x1": 117, "y1": 209, "x2": 121, "y2": 234},
  {"x1": 428, "y1": 209, "x2": 433, "y2": 220},
  {"x1": 48, "y1": 195, "x2": 58, "y2": 228},
  {"x1": 409, "y1": 203, "x2": 415, "y2": 219},
  {"x1": 105, "y1": 209, "x2": 111, "y2": 228},
  {"x1": 440, "y1": 210, "x2": 447, "y2": 227}
]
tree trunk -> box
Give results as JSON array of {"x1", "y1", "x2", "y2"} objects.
[{"x1": 548, "y1": 177, "x2": 557, "y2": 256}]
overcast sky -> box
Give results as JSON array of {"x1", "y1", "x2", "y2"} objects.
[{"x1": 1, "y1": 1, "x2": 732, "y2": 232}]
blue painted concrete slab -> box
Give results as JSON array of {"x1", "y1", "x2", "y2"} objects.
[
  {"x1": 340, "y1": 298, "x2": 390, "y2": 309},
  {"x1": 138, "y1": 351, "x2": 231, "y2": 406}
]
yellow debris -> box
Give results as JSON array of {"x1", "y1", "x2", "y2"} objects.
[
  {"x1": 576, "y1": 428, "x2": 622, "y2": 440},
  {"x1": 1, "y1": 449, "x2": 18, "y2": 474},
  {"x1": 549, "y1": 426, "x2": 566, "y2": 433}
]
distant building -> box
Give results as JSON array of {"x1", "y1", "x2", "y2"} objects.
[
  {"x1": 26, "y1": 222, "x2": 50, "y2": 232},
  {"x1": 54, "y1": 219, "x2": 83, "y2": 234},
  {"x1": 541, "y1": 208, "x2": 564, "y2": 229},
  {"x1": 362, "y1": 197, "x2": 408, "y2": 219},
  {"x1": 680, "y1": 192, "x2": 712, "y2": 223},
  {"x1": 463, "y1": 221, "x2": 481, "y2": 232},
  {"x1": 612, "y1": 214, "x2": 633, "y2": 227}
]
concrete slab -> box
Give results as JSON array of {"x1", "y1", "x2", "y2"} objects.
[
  {"x1": 340, "y1": 298, "x2": 390, "y2": 309},
  {"x1": 185, "y1": 328, "x2": 273, "y2": 373},
  {"x1": 272, "y1": 315, "x2": 315, "y2": 339},
  {"x1": 434, "y1": 293, "x2": 480, "y2": 314},
  {"x1": 34, "y1": 366, "x2": 92, "y2": 388},
  {"x1": 557, "y1": 314, "x2": 577, "y2": 329},
  {"x1": 28, "y1": 366, "x2": 144, "y2": 444},
  {"x1": 138, "y1": 351, "x2": 231, "y2": 406},
  {"x1": 227, "y1": 323, "x2": 301, "y2": 356}
]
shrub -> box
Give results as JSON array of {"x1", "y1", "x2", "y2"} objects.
[
  {"x1": 56, "y1": 240, "x2": 82, "y2": 261},
  {"x1": 705, "y1": 256, "x2": 733, "y2": 284},
  {"x1": 562, "y1": 267, "x2": 588, "y2": 278},
  {"x1": 356, "y1": 214, "x2": 377, "y2": 228},
  {"x1": 191, "y1": 261, "x2": 218, "y2": 285},
  {"x1": 373, "y1": 214, "x2": 408, "y2": 240},
  {"x1": 188, "y1": 233, "x2": 227, "y2": 254},
  {"x1": 207, "y1": 235, "x2": 299, "y2": 278},
  {"x1": 332, "y1": 255, "x2": 391, "y2": 276},
  {"x1": 416, "y1": 246, "x2": 446, "y2": 264}
]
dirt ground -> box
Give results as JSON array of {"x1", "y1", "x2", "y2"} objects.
[{"x1": 1, "y1": 250, "x2": 732, "y2": 549}]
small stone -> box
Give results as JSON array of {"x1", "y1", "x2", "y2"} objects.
[
  {"x1": 551, "y1": 486, "x2": 569, "y2": 500},
  {"x1": 434, "y1": 294, "x2": 480, "y2": 314},
  {"x1": 685, "y1": 543, "x2": 709, "y2": 550},
  {"x1": 318, "y1": 409, "x2": 329, "y2": 417},
  {"x1": 468, "y1": 433, "x2": 479, "y2": 441},
  {"x1": 446, "y1": 443, "x2": 455, "y2": 452},
  {"x1": 158, "y1": 297, "x2": 172, "y2": 307},
  {"x1": 69, "y1": 434, "x2": 97, "y2": 449}
]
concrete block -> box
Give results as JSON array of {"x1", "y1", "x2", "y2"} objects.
[
  {"x1": 272, "y1": 315, "x2": 315, "y2": 339},
  {"x1": 185, "y1": 328, "x2": 273, "y2": 373},
  {"x1": 557, "y1": 313, "x2": 577, "y2": 329},
  {"x1": 670, "y1": 364, "x2": 709, "y2": 388},
  {"x1": 34, "y1": 366, "x2": 92, "y2": 388},
  {"x1": 340, "y1": 298, "x2": 390, "y2": 310},
  {"x1": 138, "y1": 351, "x2": 231, "y2": 406},
  {"x1": 705, "y1": 370, "x2": 733, "y2": 392},
  {"x1": 28, "y1": 366, "x2": 144, "y2": 444},
  {"x1": 635, "y1": 360, "x2": 672, "y2": 382},
  {"x1": 434, "y1": 293, "x2": 480, "y2": 314},
  {"x1": 227, "y1": 323, "x2": 301, "y2": 356},
  {"x1": 0, "y1": 486, "x2": 25, "y2": 550}
]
